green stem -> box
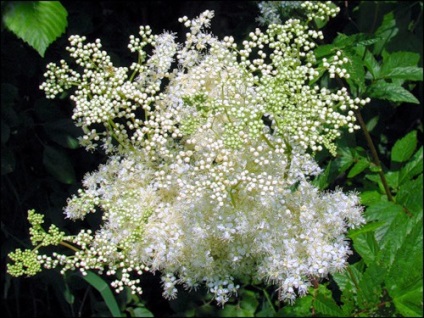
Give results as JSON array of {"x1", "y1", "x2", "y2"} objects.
[
  {"x1": 60, "y1": 240, "x2": 80, "y2": 253},
  {"x1": 353, "y1": 108, "x2": 394, "y2": 202}
]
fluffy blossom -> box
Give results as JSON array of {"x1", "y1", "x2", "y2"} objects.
[{"x1": 10, "y1": 2, "x2": 368, "y2": 306}]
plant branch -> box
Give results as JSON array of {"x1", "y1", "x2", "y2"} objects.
[{"x1": 353, "y1": 108, "x2": 394, "y2": 202}]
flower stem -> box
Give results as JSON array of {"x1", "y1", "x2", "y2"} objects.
[{"x1": 353, "y1": 108, "x2": 394, "y2": 202}]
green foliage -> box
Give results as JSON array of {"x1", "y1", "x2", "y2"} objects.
[{"x1": 2, "y1": 1, "x2": 68, "y2": 57}]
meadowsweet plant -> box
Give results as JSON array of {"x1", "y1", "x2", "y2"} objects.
[{"x1": 8, "y1": 2, "x2": 369, "y2": 305}]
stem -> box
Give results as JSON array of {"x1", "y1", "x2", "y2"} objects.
[
  {"x1": 353, "y1": 108, "x2": 394, "y2": 202},
  {"x1": 263, "y1": 288, "x2": 277, "y2": 314},
  {"x1": 60, "y1": 240, "x2": 80, "y2": 253}
]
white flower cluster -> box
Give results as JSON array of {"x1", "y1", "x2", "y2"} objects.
[{"x1": 36, "y1": 3, "x2": 367, "y2": 306}]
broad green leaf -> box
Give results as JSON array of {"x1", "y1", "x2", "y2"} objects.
[
  {"x1": 332, "y1": 262, "x2": 364, "y2": 293},
  {"x1": 337, "y1": 147, "x2": 355, "y2": 172},
  {"x1": 373, "y1": 12, "x2": 398, "y2": 55},
  {"x1": 218, "y1": 304, "x2": 251, "y2": 317},
  {"x1": 132, "y1": 306, "x2": 154, "y2": 317},
  {"x1": 386, "y1": 219, "x2": 423, "y2": 317},
  {"x1": 278, "y1": 294, "x2": 313, "y2": 317},
  {"x1": 355, "y1": 46, "x2": 380, "y2": 80},
  {"x1": 396, "y1": 174, "x2": 423, "y2": 215},
  {"x1": 385, "y1": 170, "x2": 399, "y2": 190},
  {"x1": 381, "y1": 51, "x2": 421, "y2": 70},
  {"x1": 399, "y1": 147, "x2": 423, "y2": 184},
  {"x1": 43, "y1": 119, "x2": 82, "y2": 149},
  {"x1": 367, "y1": 81, "x2": 420, "y2": 104},
  {"x1": 42, "y1": 145, "x2": 76, "y2": 184},
  {"x1": 357, "y1": 262, "x2": 385, "y2": 309},
  {"x1": 314, "y1": 285, "x2": 345, "y2": 317},
  {"x1": 381, "y1": 66, "x2": 423, "y2": 81},
  {"x1": 347, "y1": 158, "x2": 369, "y2": 178},
  {"x1": 365, "y1": 115, "x2": 379, "y2": 132},
  {"x1": 80, "y1": 271, "x2": 122, "y2": 317},
  {"x1": 349, "y1": 223, "x2": 382, "y2": 265},
  {"x1": 359, "y1": 190, "x2": 384, "y2": 206},
  {"x1": 391, "y1": 130, "x2": 418, "y2": 164},
  {"x1": 344, "y1": 52, "x2": 366, "y2": 94},
  {"x1": 2, "y1": 2, "x2": 68, "y2": 57},
  {"x1": 239, "y1": 289, "x2": 259, "y2": 314}
]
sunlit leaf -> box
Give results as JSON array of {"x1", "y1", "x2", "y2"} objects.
[{"x1": 2, "y1": 1, "x2": 68, "y2": 57}]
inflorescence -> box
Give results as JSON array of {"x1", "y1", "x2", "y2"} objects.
[{"x1": 9, "y1": 2, "x2": 368, "y2": 306}]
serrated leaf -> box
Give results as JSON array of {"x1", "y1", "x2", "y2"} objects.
[
  {"x1": 381, "y1": 66, "x2": 423, "y2": 81},
  {"x1": 381, "y1": 51, "x2": 420, "y2": 70},
  {"x1": 337, "y1": 147, "x2": 354, "y2": 172},
  {"x1": 367, "y1": 81, "x2": 419, "y2": 104},
  {"x1": 357, "y1": 262, "x2": 385, "y2": 309},
  {"x1": 278, "y1": 294, "x2": 313, "y2": 317},
  {"x1": 42, "y1": 145, "x2": 76, "y2": 184},
  {"x1": 355, "y1": 46, "x2": 381, "y2": 79},
  {"x1": 391, "y1": 130, "x2": 418, "y2": 164},
  {"x1": 396, "y1": 174, "x2": 423, "y2": 215},
  {"x1": 347, "y1": 158, "x2": 369, "y2": 178},
  {"x1": 385, "y1": 170, "x2": 399, "y2": 190},
  {"x1": 360, "y1": 190, "x2": 384, "y2": 206},
  {"x1": 399, "y1": 147, "x2": 423, "y2": 184},
  {"x1": 80, "y1": 271, "x2": 122, "y2": 317},
  {"x1": 350, "y1": 230, "x2": 380, "y2": 266},
  {"x1": 386, "y1": 219, "x2": 423, "y2": 317},
  {"x1": 2, "y1": 2, "x2": 68, "y2": 57},
  {"x1": 314, "y1": 285, "x2": 345, "y2": 317},
  {"x1": 332, "y1": 262, "x2": 364, "y2": 293},
  {"x1": 373, "y1": 12, "x2": 398, "y2": 55}
]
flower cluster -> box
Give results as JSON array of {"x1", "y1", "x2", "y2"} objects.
[{"x1": 10, "y1": 2, "x2": 368, "y2": 306}]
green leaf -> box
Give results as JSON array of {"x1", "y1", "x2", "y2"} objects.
[
  {"x1": 381, "y1": 66, "x2": 423, "y2": 81},
  {"x1": 381, "y1": 51, "x2": 421, "y2": 70},
  {"x1": 365, "y1": 115, "x2": 379, "y2": 132},
  {"x1": 367, "y1": 81, "x2": 419, "y2": 104},
  {"x1": 391, "y1": 130, "x2": 418, "y2": 164},
  {"x1": 2, "y1": 1, "x2": 68, "y2": 57},
  {"x1": 132, "y1": 306, "x2": 154, "y2": 317},
  {"x1": 396, "y1": 174, "x2": 423, "y2": 215},
  {"x1": 373, "y1": 11, "x2": 398, "y2": 55},
  {"x1": 337, "y1": 147, "x2": 355, "y2": 172},
  {"x1": 355, "y1": 46, "x2": 381, "y2": 79},
  {"x1": 332, "y1": 262, "x2": 364, "y2": 293},
  {"x1": 80, "y1": 271, "x2": 122, "y2": 317},
  {"x1": 347, "y1": 158, "x2": 369, "y2": 178},
  {"x1": 357, "y1": 262, "x2": 384, "y2": 309},
  {"x1": 43, "y1": 119, "x2": 82, "y2": 149},
  {"x1": 349, "y1": 223, "x2": 382, "y2": 265},
  {"x1": 42, "y1": 145, "x2": 76, "y2": 184},
  {"x1": 239, "y1": 289, "x2": 259, "y2": 314},
  {"x1": 359, "y1": 190, "x2": 384, "y2": 206},
  {"x1": 278, "y1": 294, "x2": 313, "y2": 317},
  {"x1": 399, "y1": 147, "x2": 423, "y2": 184},
  {"x1": 386, "y1": 218, "x2": 423, "y2": 317},
  {"x1": 314, "y1": 285, "x2": 345, "y2": 317}
]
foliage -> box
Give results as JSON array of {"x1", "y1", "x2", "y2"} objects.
[
  {"x1": 1, "y1": 1, "x2": 422, "y2": 317},
  {"x1": 1, "y1": 1, "x2": 68, "y2": 57}
]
